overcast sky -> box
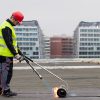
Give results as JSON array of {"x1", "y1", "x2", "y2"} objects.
[{"x1": 0, "y1": 0, "x2": 100, "y2": 37}]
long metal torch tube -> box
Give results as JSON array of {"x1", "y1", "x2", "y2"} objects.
[
  {"x1": 24, "y1": 56, "x2": 69, "y2": 90},
  {"x1": 32, "y1": 60, "x2": 69, "y2": 91},
  {"x1": 25, "y1": 59, "x2": 42, "y2": 79}
]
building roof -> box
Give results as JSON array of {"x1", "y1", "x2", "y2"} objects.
[
  {"x1": 79, "y1": 21, "x2": 100, "y2": 27},
  {"x1": 20, "y1": 20, "x2": 39, "y2": 26}
]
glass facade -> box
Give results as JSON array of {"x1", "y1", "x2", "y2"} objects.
[
  {"x1": 14, "y1": 20, "x2": 44, "y2": 59},
  {"x1": 74, "y1": 22, "x2": 100, "y2": 58}
]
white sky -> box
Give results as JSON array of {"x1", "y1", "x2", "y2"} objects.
[{"x1": 0, "y1": 0, "x2": 100, "y2": 37}]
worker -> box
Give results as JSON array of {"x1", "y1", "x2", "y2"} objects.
[{"x1": 0, "y1": 11, "x2": 24, "y2": 97}]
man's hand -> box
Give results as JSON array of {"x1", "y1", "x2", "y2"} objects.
[{"x1": 15, "y1": 54, "x2": 24, "y2": 62}]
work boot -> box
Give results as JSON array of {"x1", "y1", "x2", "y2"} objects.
[
  {"x1": 2, "y1": 89, "x2": 17, "y2": 97},
  {"x1": 0, "y1": 88, "x2": 2, "y2": 95}
]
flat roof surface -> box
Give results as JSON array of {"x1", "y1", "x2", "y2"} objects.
[{"x1": 1, "y1": 62, "x2": 100, "y2": 100}]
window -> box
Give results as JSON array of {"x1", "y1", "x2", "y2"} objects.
[
  {"x1": 88, "y1": 29, "x2": 93, "y2": 32},
  {"x1": 80, "y1": 34, "x2": 87, "y2": 37},
  {"x1": 36, "y1": 47, "x2": 38, "y2": 50},
  {"x1": 88, "y1": 34, "x2": 93, "y2": 37},
  {"x1": 30, "y1": 42, "x2": 36, "y2": 46},
  {"x1": 30, "y1": 56, "x2": 39, "y2": 59},
  {"x1": 23, "y1": 52, "x2": 26, "y2": 55},
  {"x1": 79, "y1": 52, "x2": 87, "y2": 55},
  {"x1": 80, "y1": 29, "x2": 87, "y2": 32},
  {"x1": 33, "y1": 52, "x2": 39, "y2": 55}
]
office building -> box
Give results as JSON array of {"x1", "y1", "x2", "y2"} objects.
[
  {"x1": 50, "y1": 36, "x2": 73, "y2": 58},
  {"x1": 74, "y1": 21, "x2": 100, "y2": 58},
  {"x1": 14, "y1": 20, "x2": 44, "y2": 59},
  {"x1": 44, "y1": 36, "x2": 50, "y2": 58}
]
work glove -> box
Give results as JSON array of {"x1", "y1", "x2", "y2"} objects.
[{"x1": 15, "y1": 54, "x2": 24, "y2": 62}]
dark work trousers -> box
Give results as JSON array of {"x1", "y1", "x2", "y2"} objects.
[{"x1": 0, "y1": 56, "x2": 13, "y2": 91}]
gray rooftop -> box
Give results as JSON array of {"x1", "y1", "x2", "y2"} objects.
[
  {"x1": 79, "y1": 21, "x2": 100, "y2": 27},
  {"x1": 0, "y1": 62, "x2": 100, "y2": 100},
  {"x1": 19, "y1": 20, "x2": 39, "y2": 26}
]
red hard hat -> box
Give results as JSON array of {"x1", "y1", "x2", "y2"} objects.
[{"x1": 12, "y1": 11, "x2": 24, "y2": 24}]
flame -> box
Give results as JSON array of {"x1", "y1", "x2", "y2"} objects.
[{"x1": 53, "y1": 87, "x2": 59, "y2": 98}]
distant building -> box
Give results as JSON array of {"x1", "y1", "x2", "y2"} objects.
[
  {"x1": 50, "y1": 36, "x2": 73, "y2": 58},
  {"x1": 74, "y1": 21, "x2": 100, "y2": 58},
  {"x1": 44, "y1": 36, "x2": 50, "y2": 58},
  {"x1": 14, "y1": 20, "x2": 44, "y2": 59}
]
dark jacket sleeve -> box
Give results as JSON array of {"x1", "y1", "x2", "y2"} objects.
[
  {"x1": 2, "y1": 27, "x2": 18, "y2": 56},
  {"x1": 17, "y1": 45, "x2": 23, "y2": 55}
]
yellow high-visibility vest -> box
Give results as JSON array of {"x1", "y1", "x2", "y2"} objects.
[{"x1": 0, "y1": 21, "x2": 18, "y2": 57}]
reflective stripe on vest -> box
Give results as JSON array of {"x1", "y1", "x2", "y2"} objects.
[
  {"x1": 0, "y1": 44, "x2": 17, "y2": 48},
  {"x1": 0, "y1": 21, "x2": 18, "y2": 57}
]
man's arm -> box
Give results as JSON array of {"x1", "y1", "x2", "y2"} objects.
[{"x1": 17, "y1": 45, "x2": 23, "y2": 55}]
